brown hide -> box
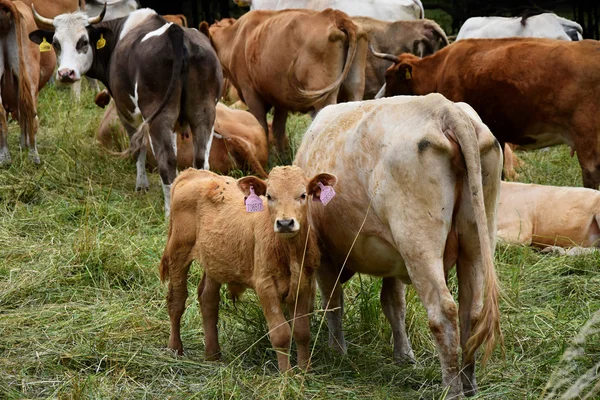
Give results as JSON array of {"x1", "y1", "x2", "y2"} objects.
[
  {"x1": 381, "y1": 38, "x2": 600, "y2": 189},
  {"x1": 353, "y1": 17, "x2": 448, "y2": 99},
  {"x1": 498, "y1": 181, "x2": 600, "y2": 249},
  {"x1": 159, "y1": 167, "x2": 330, "y2": 370},
  {"x1": 209, "y1": 9, "x2": 368, "y2": 154},
  {"x1": 96, "y1": 100, "x2": 268, "y2": 178},
  {"x1": 162, "y1": 14, "x2": 187, "y2": 27},
  {"x1": 29, "y1": 0, "x2": 80, "y2": 24}
]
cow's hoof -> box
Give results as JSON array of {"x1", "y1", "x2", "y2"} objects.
[
  {"x1": 0, "y1": 149, "x2": 11, "y2": 165},
  {"x1": 394, "y1": 350, "x2": 416, "y2": 366},
  {"x1": 29, "y1": 154, "x2": 40, "y2": 165},
  {"x1": 328, "y1": 337, "x2": 347, "y2": 355}
]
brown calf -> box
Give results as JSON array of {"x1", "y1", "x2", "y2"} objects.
[{"x1": 159, "y1": 166, "x2": 337, "y2": 370}]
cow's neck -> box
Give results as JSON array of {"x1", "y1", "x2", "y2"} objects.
[{"x1": 85, "y1": 18, "x2": 129, "y2": 89}]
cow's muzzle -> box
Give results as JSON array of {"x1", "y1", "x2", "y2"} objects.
[
  {"x1": 57, "y1": 68, "x2": 78, "y2": 83},
  {"x1": 275, "y1": 218, "x2": 299, "y2": 236}
]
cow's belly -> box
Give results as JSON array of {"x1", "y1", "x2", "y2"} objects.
[{"x1": 348, "y1": 234, "x2": 411, "y2": 284}]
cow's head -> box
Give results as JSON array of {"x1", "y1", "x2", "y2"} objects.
[
  {"x1": 371, "y1": 46, "x2": 419, "y2": 98},
  {"x1": 29, "y1": 4, "x2": 109, "y2": 83},
  {"x1": 237, "y1": 166, "x2": 337, "y2": 238}
]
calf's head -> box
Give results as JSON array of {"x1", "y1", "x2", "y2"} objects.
[
  {"x1": 238, "y1": 166, "x2": 337, "y2": 238},
  {"x1": 29, "y1": 5, "x2": 109, "y2": 83}
]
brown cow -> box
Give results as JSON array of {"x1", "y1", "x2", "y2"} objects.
[
  {"x1": 209, "y1": 9, "x2": 367, "y2": 154},
  {"x1": 498, "y1": 181, "x2": 600, "y2": 254},
  {"x1": 352, "y1": 17, "x2": 448, "y2": 99},
  {"x1": 162, "y1": 14, "x2": 187, "y2": 27},
  {"x1": 159, "y1": 166, "x2": 337, "y2": 370},
  {"x1": 95, "y1": 96, "x2": 268, "y2": 178},
  {"x1": 374, "y1": 38, "x2": 600, "y2": 189},
  {"x1": 0, "y1": 1, "x2": 55, "y2": 165}
]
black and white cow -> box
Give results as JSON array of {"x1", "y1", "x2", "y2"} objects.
[{"x1": 29, "y1": 6, "x2": 223, "y2": 215}]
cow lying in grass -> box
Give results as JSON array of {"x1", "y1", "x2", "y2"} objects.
[
  {"x1": 498, "y1": 182, "x2": 600, "y2": 255},
  {"x1": 95, "y1": 91, "x2": 269, "y2": 178},
  {"x1": 159, "y1": 166, "x2": 337, "y2": 371}
]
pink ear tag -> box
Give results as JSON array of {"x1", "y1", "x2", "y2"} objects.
[
  {"x1": 245, "y1": 186, "x2": 264, "y2": 212},
  {"x1": 315, "y1": 182, "x2": 336, "y2": 206}
]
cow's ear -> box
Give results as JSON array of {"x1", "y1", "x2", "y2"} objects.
[
  {"x1": 29, "y1": 29, "x2": 54, "y2": 45},
  {"x1": 199, "y1": 21, "x2": 210, "y2": 38},
  {"x1": 87, "y1": 26, "x2": 113, "y2": 51},
  {"x1": 397, "y1": 63, "x2": 413, "y2": 80},
  {"x1": 307, "y1": 173, "x2": 337, "y2": 197},
  {"x1": 238, "y1": 176, "x2": 267, "y2": 197}
]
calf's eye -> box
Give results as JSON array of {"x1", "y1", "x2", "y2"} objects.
[{"x1": 300, "y1": 193, "x2": 307, "y2": 200}]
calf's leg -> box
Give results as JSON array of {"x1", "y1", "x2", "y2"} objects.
[
  {"x1": 165, "y1": 259, "x2": 191, "y2": 355},
  {"x1": 380, "y1": 277, "x2": 415, "y2": 365},
  {"x1": 287, "y1": 285, "x2": 313, "y2": 370},
  {"x1": 198, "y1": 273, "x2": 222, "y2": 360},
  {"x1": 257, "y1": 282, "x2": 292, "y2": 371},
  {"x1": 0, "y1": 95, "x2": 10, "y2": 165}
]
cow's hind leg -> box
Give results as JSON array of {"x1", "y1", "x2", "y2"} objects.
[
  {"x1": 273, "y1": 107, "x2": 289, "y2": 157},
  {"x1": 188, "y1": 101, "x2": 217, "y2": 171},
  {"x1": 0, "y1": 95, "x2": 9, "y2": 165},
  {"x1": 163, "y1": 251, "x2": 192, "y2": 355},
  {"x1": 149, "y1": 118, "x2": 178, "y2": 215},
  {"x1": 198, "y1": 273, "x2": 222, "y2": 360},
  {"x1": 381, "y1": 277, "x2": 415, "y2": 365}
]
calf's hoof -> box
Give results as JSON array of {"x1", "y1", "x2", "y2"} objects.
[
  {"x1": 394, "y1": 349, "x2": 416, "y2": 366},
  {"x1": 328, "y1": 336, "x2": 347, "y2": 355},
  {"x1": 205, "y1": 350, "x2": 221, "y2": 361}
]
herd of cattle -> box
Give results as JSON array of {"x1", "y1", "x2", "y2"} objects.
[{"x1": 1, "y1": 0, "x2": 598, "y2": 397}]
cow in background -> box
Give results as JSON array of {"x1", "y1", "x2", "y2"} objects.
[
  {"x1": 30, "y1": 7, "x2": 223, "y2": 215},
  {"x1": 457, "y1": 12, "x2": 583, "y2": 41},
  {"x1": 162, "y1": 14, "x2": 187, "y2": 27},
  {"x1": 84, "y1": 0, "x2": 138, "y2": 21},
  {"x1": 234, "y1": 0, "x2": 425, "y2": 21},
  {"x1": 498, "y1": 182, "x2": 600, "y2": 255},
  {"x1": 375, "y1": 38, "x2": 600, "y2": 189},
  {"x1": 95, "y1": 96, "x2": 269, "y2": 178},
  {"x1": 354, "y1": 17, "x2": 448, "y2": 99},
  {"x1": 0, "y1": 1, "x2": 55, "y2": 165},
  {"x1": 210, "y1": 9, "x2": 367, "y2": 155}
]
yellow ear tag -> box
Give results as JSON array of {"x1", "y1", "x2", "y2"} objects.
[
  {"x1": 96, "y1": 34, "x2": 106, "y2": 50},
  {"x1": 405, "y1": 69, "x2": 412, "y2": 80},
  {"x1": 39, "y1": 37, "x2": 52, "y2": 53}
]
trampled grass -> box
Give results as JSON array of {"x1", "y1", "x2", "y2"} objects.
[{"x1": 1, "y1": 86, "x2": 599, "y2": 399}]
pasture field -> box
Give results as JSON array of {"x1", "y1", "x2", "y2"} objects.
[{"x1": 1, "y1": 86, "x2": 599, "y2": 399}]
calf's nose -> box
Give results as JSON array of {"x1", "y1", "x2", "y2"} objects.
[{"x1": 276, "y1": 219, "x2": 295, "y2": 231}]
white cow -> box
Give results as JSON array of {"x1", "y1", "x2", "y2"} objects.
[
  {"x1": 84, "y1": 0, "x2": 138, "y2": 21},
  {"x1": 294, "y1": 93, "x2": 503, "y2": 397},
  {"x1": 457, "y1": 13, "x2": 583, "y2": 41},
  {"x1": 234, "y1": 0, "x2": 424, "y2": 21}
]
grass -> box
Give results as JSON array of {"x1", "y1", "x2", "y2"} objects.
[{"x1": 1, "y1": 85, "x2": 599, "y2": 399}]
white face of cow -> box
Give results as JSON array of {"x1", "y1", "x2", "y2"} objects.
[{"x1": 52, "y1": 13, "x2": 95, "y2": 83}]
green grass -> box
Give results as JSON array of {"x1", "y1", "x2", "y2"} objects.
[{"x1": 1, "y1": 86, "x2": 599, "y2": 399}]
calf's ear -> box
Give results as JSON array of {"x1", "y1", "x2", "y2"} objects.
[
  {"x1": 307, "y1": 173, "x2": 338, "y2": 198},
  {"x1": 238, "y1": 176, "x2": 267, "y2": 197},
  {"x1": 29, "y1": 29, "x2": 54, "y2": 45}
]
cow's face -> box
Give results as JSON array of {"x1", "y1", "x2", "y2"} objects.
[
  {"x1": 29, "y1": 8, "x2": 107, "y2": 84},
  {"x1": 238, "y1": 166, "x2": 337, "y2": 238},
  {"x1": 384, "y1": 54, "x2": 418, "y2": 96}
]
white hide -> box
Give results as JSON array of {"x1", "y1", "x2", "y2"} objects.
[
  {"x1": 118, "y1": 9, "x2": 157, "y2": 40},
  {"x1": 141, "y1": 23, "x2": 173, "y2": 42},
  {"x1": 238, "y1": 0, "x2": 424, "y2": 21},
  {"x1": 85, "y1": 0, "x2": 139, "y2": 22},
  {"x1": 457, "y1": 13, "x2": 581, "y2": 41}
]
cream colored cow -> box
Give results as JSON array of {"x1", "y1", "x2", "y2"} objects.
[
  {"x1": 294, "y1": 93, "x2": 503, "y2": 397},
  {"x1": 498, "y1": 181, "x2": 600, "y2": 255},
  {"x1": 159, "y1": 166, "x2": 336, "y2": 371}
]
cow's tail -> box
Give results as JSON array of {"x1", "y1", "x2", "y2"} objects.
[
  {"x1": 220, "y1": 133, "x2": 268, "y2": 178},
  {"x1": 128, "y1": 24, "x2": 184, "y2": 157},
  {"x1": 288, "y1": 11, "x2": 358, "y2": 106},
  {"x1": 0, "y1": 1, "x2": 36, "y2": 141},
  {"x1": 445, "y1": 104, "x2": 503, "y2": 366}
]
